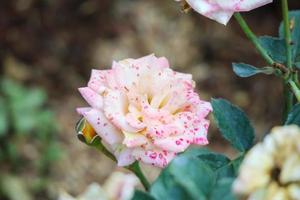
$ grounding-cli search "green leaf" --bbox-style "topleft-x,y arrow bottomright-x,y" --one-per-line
197,152 -> 235,179
232,63 -> 274,78
150,156 -> 215,200
150,170 -> 197,200
285,103 -> 300,126
258,36 -> 286,63
131,191 -> 155,200
210,178 -> 237,200
279,10 -> 300,62
295,62 -> 300,69
212,98 -> 255,152
231,154 -> 245,175
169,157 -> 216,197
150,148 -> 240,200
182,148 -> 236,178
0,97 -> 8,137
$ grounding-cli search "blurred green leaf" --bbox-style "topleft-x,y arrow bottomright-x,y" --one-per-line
0,175 -> 32,200
1,78 -> 50,135
6,143 -> 19,165
295,62 -> 300,69
1,79 -> 23,99
0,97 -> 8,137
285,103 -> 300,126
0,78 -> 61,193
212,98 -> 255,152
37,142 -> 61,172
259,36 -> 286,63
232,63 -> 274,78
279,10 -> 300,62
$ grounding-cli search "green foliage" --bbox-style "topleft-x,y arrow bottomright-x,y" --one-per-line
0,78 -> 61,199
145,148 -> 239,200
258,36 -> 286,63
285,103 -> 300,126
0,97 -> 8,137
232,10 -> 300,78
232,63 -> 274,77
132,191 -> 155,200
1,79 -> 49,135
279,10 -> 300,63
209,178 -> 236,200
211,98 -> 255,152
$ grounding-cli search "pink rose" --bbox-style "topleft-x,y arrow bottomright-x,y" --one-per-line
176,0 -> 273,25
77,54 -> 212,168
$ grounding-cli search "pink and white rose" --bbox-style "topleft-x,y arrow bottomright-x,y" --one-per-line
176,0 -> 273,25
77,54 -> 212,168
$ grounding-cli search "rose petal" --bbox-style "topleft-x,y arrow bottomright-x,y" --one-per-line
132,148 -> 175,168
88,69 -> 109,94
154,134 -> 191,152
122,131 -> 149,148
186,0 -> 233,25
78,87 -> 103,109
215,0 -> 273,12
76,107 -> 92,115
82,108 -> 123,145
115,147 -> 135,166
104,90 -> 143,133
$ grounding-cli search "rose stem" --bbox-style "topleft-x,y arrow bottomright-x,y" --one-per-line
233,12 -> 294,121
126,161 -> 151,191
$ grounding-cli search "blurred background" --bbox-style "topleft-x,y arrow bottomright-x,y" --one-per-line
0,0 -> 300,199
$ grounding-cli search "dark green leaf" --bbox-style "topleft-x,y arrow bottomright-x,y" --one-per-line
285,103 -> 300,126
150,148 -> 241,200
279,10 -> 300,62
0,97 -> 8,137
181,147 -> 211,157
259,36 -> 286,63
183,148 -> 236,178
212,98 -> 255,152
150,170 -> 197,200
210,178 -> 237,200
169,157 -> 215,197
197,152 -> 235,179
131,190 -> 155,200
295,62 -> 300,69
231,154 -> 245,176
150,156 -> 215,200
232,63 -> 274,78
